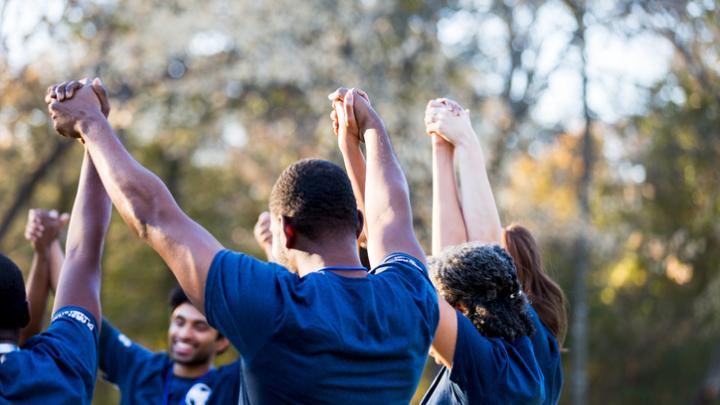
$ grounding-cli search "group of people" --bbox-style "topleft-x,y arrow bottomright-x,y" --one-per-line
0,78 -> 566,404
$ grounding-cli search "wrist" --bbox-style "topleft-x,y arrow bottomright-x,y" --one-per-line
358,116 -> 384,135
75,112 -> 109,139
454,131 -> 481,150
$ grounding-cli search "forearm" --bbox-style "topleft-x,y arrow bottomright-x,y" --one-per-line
53,153 -> 111,320
79,116 -> 176,241
432,143 -> 467,256
339,142 -> 368,242
48,240 -> 64,293
455,137 -> 502,244
20,247 -> 53,344
363,122 -> 424,266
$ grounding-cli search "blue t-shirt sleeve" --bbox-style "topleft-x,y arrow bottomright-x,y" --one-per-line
449,311 -> 500,392
0,306 -> 99,403
98,318 -> 155,386
372,252 -> 429,276
204,250 -> 287,360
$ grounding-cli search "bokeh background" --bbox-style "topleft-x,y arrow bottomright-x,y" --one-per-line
1,0 -> 718,403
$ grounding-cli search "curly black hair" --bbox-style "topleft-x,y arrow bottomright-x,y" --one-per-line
430,243 -> 534,342
269,158 -> 359,240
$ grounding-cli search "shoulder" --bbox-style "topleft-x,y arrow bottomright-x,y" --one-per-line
27,306 -> 99,358
371,252 -> 428,275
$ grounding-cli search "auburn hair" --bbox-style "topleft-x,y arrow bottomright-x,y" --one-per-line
503,224 -> 568,345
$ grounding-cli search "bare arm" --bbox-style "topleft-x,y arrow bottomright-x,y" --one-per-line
430,136 -> 467,255
52,152 -> 111,323
48,80 -> 223,311
333,88 -> 425,267
20,210 -> 68,343
331,93 -> 369,245
426,99 -> 502,244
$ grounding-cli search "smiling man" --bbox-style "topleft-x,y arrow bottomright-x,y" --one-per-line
99,286 -> 241,405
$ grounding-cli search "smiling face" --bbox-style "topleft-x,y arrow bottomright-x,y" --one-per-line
167,303 -> 227,367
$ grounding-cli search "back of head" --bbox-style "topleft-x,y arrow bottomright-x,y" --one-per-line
269,158 -> 358,241
503,224 -> 567,345
0,253 -> 30,331
430,243 -> 534,342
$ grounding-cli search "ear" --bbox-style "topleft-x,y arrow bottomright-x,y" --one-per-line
281,215 -> 296,250
356,209 -> 365,239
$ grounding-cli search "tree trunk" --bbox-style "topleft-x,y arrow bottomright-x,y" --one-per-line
566,1 -> 594,404
0,138 -> 73,246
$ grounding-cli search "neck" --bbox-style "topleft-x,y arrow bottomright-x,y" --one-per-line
0,329 -> 19,345
293,236 -> 364,278
173,361 -> 212,379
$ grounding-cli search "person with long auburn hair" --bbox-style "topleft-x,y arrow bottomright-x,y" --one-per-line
424,97 -> 566,404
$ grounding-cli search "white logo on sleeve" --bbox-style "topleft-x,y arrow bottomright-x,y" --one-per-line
185,383 -> 212,405
118,333 -> 132,348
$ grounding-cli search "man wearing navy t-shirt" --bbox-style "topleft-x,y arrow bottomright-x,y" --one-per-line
0,151 -> 111,404
99,287 -> 241,405
47,78 -> 439,404
22,210 -> 241,404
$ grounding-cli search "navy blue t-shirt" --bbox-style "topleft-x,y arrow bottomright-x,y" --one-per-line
527,305 -> 563,404
99,319 -> 240,405
421,310 -> 545,405
0,306 -> 99,405
204,250 -> 439,404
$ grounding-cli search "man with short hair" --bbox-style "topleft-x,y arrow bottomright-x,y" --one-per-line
100,287 -> 240,405
46,79 -> 438,403
0,152 -> 111,404
22,210 -> 241,405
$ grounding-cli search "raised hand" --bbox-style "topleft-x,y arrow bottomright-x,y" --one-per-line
424,98 -> 475,146
253,211 -> 273,259
24,209 -> 70,253
328,87 -> 377,147
46,78 -> 110,139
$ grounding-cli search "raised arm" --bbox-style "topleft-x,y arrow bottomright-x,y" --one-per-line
51,151 -> 111,323
330,90 -> 371,246
253,212 -> 274,261
20,209 -> 68,343
426,98 -> 502,244
46,79 -> 223,311
330,88 -> 425,267
425,100 -> 468,255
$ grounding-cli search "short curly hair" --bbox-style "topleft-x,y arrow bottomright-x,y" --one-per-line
269,159 -> 358,240
430,243 -> 534,342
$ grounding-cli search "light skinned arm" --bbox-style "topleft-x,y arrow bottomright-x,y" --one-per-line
21,210 -> 68,343
47,80 -> 223,311
430,135 -> 467,255
52,152 -> 111,323
330,88 -> 425,267
426,98 -> 502,244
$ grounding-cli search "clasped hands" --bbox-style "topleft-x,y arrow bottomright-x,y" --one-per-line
424,98 -> 475,147
45,78 -> 110,140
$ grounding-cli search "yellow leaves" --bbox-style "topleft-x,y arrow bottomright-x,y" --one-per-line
601,254 -> 647,305
665,255 -> 693,285
504,132 -> 588,224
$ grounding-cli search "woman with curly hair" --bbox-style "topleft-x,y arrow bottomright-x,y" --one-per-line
423,97 -> 566,404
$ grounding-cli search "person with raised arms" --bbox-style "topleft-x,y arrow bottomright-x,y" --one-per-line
21,210 -> 241,405
23,207 -> 288,403
46,79 -> 439,404
331,92 -> 545,404
0,151 -> 111,404
424,97 -> 562,403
